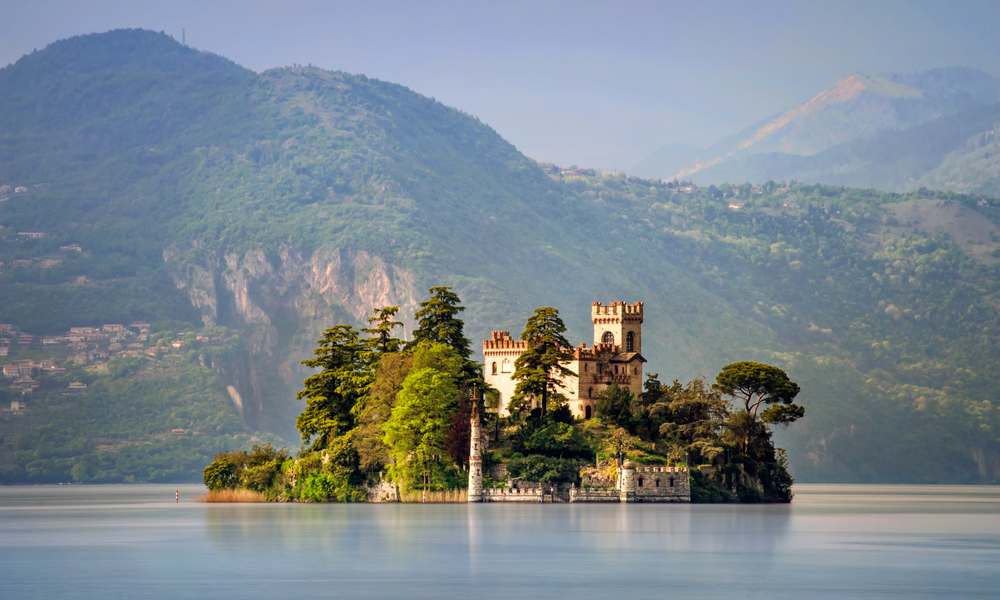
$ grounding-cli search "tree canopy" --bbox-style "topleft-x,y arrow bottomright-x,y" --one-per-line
512,307 -> 576,416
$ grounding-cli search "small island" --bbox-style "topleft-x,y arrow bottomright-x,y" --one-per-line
203,288 -> 803,503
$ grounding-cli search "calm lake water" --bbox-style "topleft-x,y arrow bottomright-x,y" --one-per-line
1,484 -> 999,599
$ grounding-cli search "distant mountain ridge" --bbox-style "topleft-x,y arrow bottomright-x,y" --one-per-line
634,67 -> 1000,192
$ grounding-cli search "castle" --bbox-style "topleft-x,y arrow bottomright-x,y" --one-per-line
483,301 -> 647,419
470,301 -> 690,503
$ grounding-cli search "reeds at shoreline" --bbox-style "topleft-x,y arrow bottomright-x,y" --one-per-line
197,488 -> 267,503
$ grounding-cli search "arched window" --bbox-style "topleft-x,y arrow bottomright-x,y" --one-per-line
491,362 -> 498,375
585,405 -> 592,419
602,332 -> 614,345
626,331 -> 635,352
501,358 -> 511,373
637,477 -> 644,487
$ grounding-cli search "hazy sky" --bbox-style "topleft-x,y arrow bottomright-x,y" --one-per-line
3,0 -> 1000,169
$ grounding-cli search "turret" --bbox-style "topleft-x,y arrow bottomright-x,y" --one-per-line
467,395 -> 484,502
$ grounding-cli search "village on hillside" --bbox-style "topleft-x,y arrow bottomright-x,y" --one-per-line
0,321 -> 230,417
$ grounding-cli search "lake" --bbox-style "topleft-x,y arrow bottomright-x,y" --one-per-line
1,484 -> 998,599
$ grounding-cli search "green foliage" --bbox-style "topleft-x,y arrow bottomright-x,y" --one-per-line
203,457 -> 237,490
595,383 -> 634,429
383,357 -> 461,492
512,308 -> 576,416
409,287 -> 472,360
295,325 -> 366,449
506,455 -> 588,483
523,422 -> 591,458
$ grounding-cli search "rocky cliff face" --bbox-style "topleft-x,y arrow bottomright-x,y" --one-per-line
165,244 -> 419,434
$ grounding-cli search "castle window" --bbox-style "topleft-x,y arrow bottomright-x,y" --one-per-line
585,405 -> 592,419
602,332 -> 614,345
669,477 -> 674,488
638,477 -> 644,487
626,331 -> 634,352
614,365 -> 618,374
501,358 -> 511,373
588,387 -> 593,398
491,362 -> 497,375
655,479 -> 660,487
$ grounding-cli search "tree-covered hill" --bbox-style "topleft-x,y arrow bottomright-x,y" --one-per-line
1,30 -> 998,484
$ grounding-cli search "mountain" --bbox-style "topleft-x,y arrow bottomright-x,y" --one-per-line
634,68 -> 1000,188
2,30 -> 1000,484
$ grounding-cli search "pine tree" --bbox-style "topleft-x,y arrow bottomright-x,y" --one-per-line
295,325 -> 366,449
409,287 -> 472,359
512,307 -> 576,416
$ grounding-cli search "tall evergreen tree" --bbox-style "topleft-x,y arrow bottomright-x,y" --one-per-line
512,307 -> 576,416
409,287 -> 472,359
295,325 -> 366,450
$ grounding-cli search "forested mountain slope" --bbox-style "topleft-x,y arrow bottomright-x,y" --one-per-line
1,30 -> 998,483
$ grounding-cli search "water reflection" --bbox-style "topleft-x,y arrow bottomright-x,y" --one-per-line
1,484 -> 998,599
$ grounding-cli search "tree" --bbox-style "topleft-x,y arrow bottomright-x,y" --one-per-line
295,325 -> 366,450
713,361 -> 803,454
595,383 -> 634,428
203,456 -> 237,490
409,287 -> 472,360
354,352 -> 413,472
382,343 -> 463,492
647,376 -> 729,462
512,307 -> 576,416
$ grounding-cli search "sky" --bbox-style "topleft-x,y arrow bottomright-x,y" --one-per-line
3,0 -> 1000,170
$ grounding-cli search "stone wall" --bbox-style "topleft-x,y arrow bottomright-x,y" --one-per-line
570,488 -> 620,502
483,487 -> 546,503
620,464 -> 690,502
364,477 -> 399,502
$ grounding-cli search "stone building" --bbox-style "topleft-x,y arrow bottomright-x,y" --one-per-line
483,301 -> 646,419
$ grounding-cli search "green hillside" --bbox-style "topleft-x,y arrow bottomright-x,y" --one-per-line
1,30 -> 999,484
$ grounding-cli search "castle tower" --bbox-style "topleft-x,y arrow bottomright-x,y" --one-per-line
618,460 -> 636,503
592,302 -> 643,353
467,397 -> 484,502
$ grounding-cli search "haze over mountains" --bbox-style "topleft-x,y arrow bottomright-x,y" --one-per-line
633,67 -> 1000,197
1,30 -> 999,485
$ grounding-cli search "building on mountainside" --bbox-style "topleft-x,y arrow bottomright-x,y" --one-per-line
483,302 -> 646,420
63,382 -> 87,394
14,187 -> 27,193
103,324 -> 124,333
752,185 -> 764,194
60,244 -> 82,252
728,203 -> 744,210
3,365 -> 19,378
17,232 -> 43,238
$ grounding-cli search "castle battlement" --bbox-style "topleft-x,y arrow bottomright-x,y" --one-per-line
484,331 -> 528,352
572,343 -> 620,359
592,301 -> 643,323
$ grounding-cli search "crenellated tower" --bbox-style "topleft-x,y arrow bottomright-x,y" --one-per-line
592,301 -> 643,353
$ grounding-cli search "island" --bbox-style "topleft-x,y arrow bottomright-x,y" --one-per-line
203,288 -> 804,503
